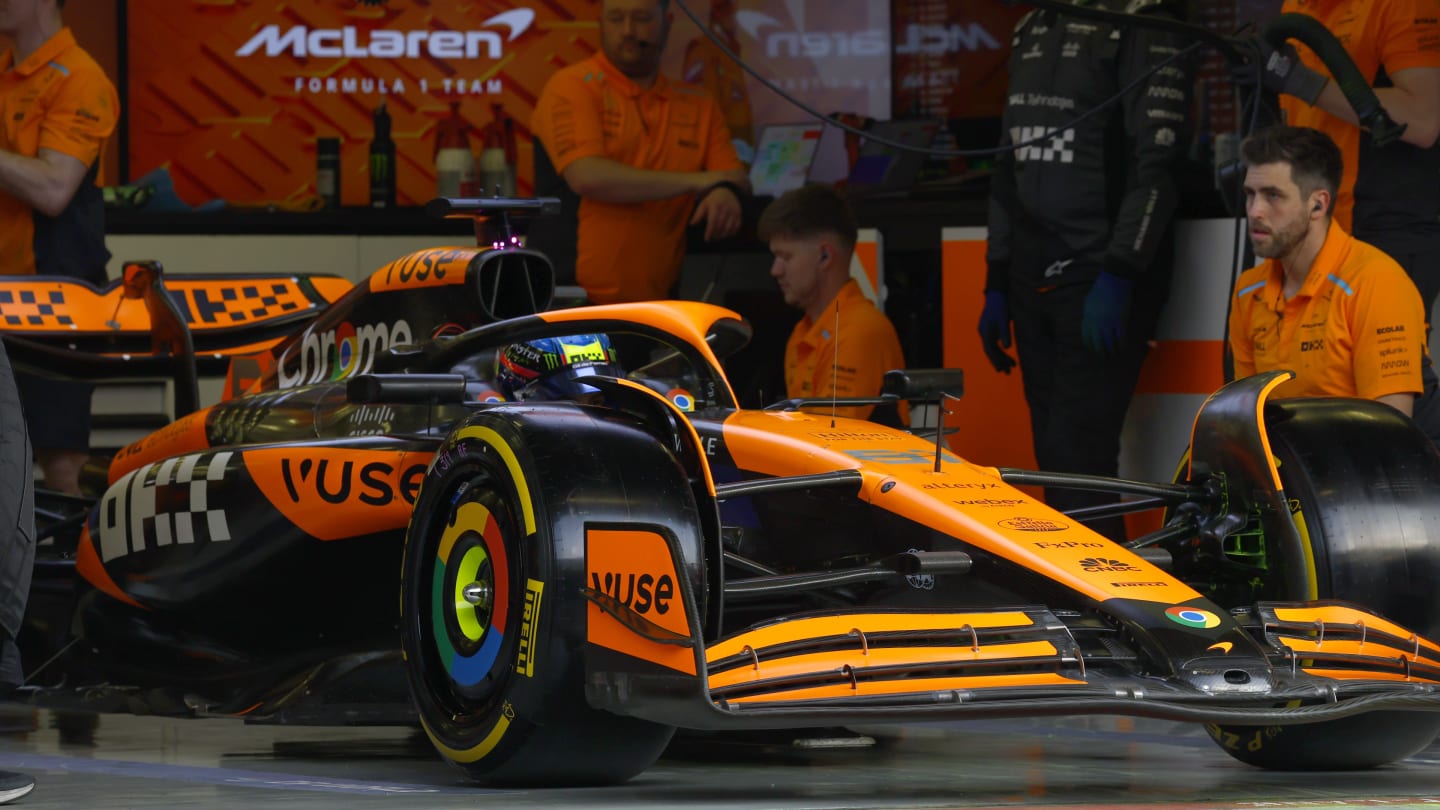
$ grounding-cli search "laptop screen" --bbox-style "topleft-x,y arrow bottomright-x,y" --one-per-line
847,119 -> 942,190
748,123 -> 825,198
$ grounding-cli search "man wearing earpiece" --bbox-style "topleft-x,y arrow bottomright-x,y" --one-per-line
978,0 -> 1196,540
759,184 -> 906,426
1229,126 -> 1440,443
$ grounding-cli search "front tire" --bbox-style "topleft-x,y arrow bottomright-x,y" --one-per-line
402,406 -> 685,786
1207,398 -> 1440,770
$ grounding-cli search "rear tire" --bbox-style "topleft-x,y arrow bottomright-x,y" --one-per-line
402,405 -> 694,786
1206,398 -> 1440,770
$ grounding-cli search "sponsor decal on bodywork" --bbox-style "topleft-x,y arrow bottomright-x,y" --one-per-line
98,451 -> 235,562
999,516 -> 1069,532
1165,606 -> 1222,629
846,448 -> 964,465
245,448 -> 430,540
585,528 -> 694,674
1078,557 -> 1141,573
277,318 -> 413,388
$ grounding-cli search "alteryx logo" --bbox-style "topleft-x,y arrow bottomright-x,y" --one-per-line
236,9 -> 536,60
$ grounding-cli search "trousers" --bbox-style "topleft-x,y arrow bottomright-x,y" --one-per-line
1010,280 -> 1149,541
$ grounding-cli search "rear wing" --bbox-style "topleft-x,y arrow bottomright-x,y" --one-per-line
1,263 -> 351,416
0,267 -> 350,364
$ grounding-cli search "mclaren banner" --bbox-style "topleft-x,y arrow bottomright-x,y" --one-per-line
124,0 -> 896,208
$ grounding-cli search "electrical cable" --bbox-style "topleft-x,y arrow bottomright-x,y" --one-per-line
670,0 -> 1203,159
1217,68 -> 1269,382
672,1 -> 1400,161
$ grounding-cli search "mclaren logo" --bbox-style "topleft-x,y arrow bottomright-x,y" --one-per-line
736,12 -> 999,58
237,10 -> 536,60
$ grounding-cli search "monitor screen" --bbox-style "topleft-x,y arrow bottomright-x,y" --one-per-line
749,123 -> 824,198
848,119 -> 941,189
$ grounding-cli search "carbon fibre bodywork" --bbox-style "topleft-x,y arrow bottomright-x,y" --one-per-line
6,204 -> 1440,782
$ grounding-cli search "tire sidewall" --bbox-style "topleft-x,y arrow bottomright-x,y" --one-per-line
402,422 -> 575,776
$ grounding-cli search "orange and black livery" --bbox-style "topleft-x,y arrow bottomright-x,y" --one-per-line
7,197 -> 1440,788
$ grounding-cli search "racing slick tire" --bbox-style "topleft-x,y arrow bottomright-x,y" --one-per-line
1206,397 -> 1440,771
402,404 -> 700,786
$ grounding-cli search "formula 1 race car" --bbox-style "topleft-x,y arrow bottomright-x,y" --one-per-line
5,198 -> 1440,787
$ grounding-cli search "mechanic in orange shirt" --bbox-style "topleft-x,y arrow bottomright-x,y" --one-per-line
0,0 -> 117,499
759,184 -> 907,426
1228,126 -> 1440,443
530,0 -> 749,305
1256,0 -> 1440,329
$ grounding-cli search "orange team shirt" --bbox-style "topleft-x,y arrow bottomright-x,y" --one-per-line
0,28 -> 118,275
785,279 -> 908,422
1280,0 -> 1440,231
1228,219 -> 1428,401
531,52 -> 743,304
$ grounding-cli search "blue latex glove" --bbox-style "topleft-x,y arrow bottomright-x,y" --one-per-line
1081,272 -> 1134,355
977,291 -> 1016,374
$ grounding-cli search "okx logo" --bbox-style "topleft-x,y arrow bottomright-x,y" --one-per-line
1011,125 -> 1076,164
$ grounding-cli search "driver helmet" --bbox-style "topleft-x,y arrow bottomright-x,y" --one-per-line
494,334 -> 621,401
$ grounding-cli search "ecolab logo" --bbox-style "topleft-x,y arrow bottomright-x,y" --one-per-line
236,9 -> 535,60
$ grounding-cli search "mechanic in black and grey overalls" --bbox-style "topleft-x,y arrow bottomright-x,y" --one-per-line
977,0 -> 1196,540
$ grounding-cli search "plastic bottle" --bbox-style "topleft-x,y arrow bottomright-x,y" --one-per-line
477,103 -> 516,197
369,102 -> 396,208
316,137 -> 340,208
433,102 -> 475,199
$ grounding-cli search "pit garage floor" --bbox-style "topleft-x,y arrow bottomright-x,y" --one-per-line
3,707 -> 1440,809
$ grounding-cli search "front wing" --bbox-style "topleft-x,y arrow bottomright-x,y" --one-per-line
582,597 -> 1440,731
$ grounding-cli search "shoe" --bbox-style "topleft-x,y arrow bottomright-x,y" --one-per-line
0,771 -> 34,804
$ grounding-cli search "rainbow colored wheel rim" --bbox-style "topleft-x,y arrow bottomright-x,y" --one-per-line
431,500 -> 511,687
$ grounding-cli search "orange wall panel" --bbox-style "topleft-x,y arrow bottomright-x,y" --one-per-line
940,230 -> 1037,471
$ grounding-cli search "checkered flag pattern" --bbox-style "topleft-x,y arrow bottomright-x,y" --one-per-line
100,451 -> 235,562
1011,126 -> 1076,164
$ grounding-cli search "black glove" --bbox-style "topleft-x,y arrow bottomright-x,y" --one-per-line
977,291 -> 1017,374
1256,39 -> 1328,105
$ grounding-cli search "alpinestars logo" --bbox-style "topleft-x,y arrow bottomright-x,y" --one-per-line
237,9 -> 536,60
